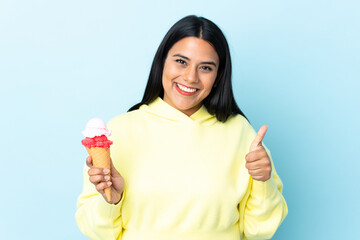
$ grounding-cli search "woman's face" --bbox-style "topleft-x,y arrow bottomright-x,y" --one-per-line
162,37 -> 219,117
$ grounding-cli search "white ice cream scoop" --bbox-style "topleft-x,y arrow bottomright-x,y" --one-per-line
82,118 -> 112,138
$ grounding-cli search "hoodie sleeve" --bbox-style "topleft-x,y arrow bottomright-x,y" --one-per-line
75,164 -> 125,240
238,146 -> 288,240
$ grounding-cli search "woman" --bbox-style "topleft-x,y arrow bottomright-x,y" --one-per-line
76,15 -> 287,240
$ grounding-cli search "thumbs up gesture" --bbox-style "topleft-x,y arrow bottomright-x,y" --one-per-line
245,125 -> 272,182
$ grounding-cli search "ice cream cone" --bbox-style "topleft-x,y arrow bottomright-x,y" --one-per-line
86,147 -> 111,202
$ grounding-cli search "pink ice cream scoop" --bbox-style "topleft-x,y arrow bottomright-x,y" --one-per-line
82,118 -> 112,138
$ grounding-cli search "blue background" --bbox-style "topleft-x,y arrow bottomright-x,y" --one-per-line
1,0 -> 359,239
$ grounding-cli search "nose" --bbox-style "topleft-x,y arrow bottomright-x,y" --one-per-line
183,65 -> 198,83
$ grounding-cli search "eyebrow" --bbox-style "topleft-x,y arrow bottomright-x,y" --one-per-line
172,54 -> 217,67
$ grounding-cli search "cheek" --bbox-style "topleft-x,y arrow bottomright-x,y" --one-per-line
203,76 -> 217,93
163,63 -> 180,81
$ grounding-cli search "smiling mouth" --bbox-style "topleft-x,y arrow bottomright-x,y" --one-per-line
175,83 -> 198,93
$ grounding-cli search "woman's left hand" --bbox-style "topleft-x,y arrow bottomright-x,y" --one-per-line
245,125 -> 272,182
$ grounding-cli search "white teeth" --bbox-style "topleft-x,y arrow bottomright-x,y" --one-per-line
176,83 -> 197,93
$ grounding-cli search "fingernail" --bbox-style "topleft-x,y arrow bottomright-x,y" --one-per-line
103,169 -> 110,174
107,181 -> 112,186
104,176 -> 110,181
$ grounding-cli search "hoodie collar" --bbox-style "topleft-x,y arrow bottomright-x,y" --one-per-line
139,97 -> 217,124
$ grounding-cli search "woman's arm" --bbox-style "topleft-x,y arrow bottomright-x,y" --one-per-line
75,164 -> 125,240
239,147 -> 288,240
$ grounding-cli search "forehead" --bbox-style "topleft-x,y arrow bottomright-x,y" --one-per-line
168,37 -> 219,63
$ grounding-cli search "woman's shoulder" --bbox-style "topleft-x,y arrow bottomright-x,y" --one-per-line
225,113 -> 257,138
107,109 -> 143,130
226,113 -> 251,127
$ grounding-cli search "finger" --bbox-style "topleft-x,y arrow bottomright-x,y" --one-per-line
245,161 -> 262,170
88,167 -> 110,176
251,175 -> 265,181
248,168 -> 263,176
86,156 -> 93,168
110,158 -> 120,177
250,125 -> 268,151
89,175 -> 110,185
246,157 -> 270,169
96,181 -> 112,193
245,148 -> 268,162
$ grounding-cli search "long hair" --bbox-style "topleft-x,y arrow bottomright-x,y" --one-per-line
128,15 -> 248,122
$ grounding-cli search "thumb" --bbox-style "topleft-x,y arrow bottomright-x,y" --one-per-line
250,125 -> 268,151
110,158 -> 120,177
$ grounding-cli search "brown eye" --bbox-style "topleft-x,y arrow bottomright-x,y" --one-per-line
176,59 -> 186,65
201,66 -> 212,71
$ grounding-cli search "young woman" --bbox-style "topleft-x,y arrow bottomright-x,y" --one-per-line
76,15 -> 287,240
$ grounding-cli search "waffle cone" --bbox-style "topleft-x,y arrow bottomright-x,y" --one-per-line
86,147 -> 111,202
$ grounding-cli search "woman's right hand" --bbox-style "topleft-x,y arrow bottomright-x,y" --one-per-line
86,156 -> 125,205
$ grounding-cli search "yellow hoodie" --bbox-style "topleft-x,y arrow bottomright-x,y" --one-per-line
75,97 -> 287,240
